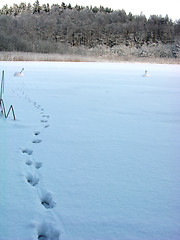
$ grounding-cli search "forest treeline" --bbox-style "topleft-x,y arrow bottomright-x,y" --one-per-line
0,1 -> 180,58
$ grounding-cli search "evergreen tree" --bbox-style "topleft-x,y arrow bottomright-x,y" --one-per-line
33,0 -> 41,14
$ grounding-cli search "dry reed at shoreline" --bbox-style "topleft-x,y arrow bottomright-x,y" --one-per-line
0,51 -> 179,64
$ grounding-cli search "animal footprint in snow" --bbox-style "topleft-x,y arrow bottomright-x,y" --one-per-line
34,131 -> 40,136
25,160 -> 33,166
38,222 -> 60,240
26,173 -> 39,186
41,120 -> 48,123
22,149 -> 33,155
44,125 -> 49,128
42,115 -> 49,118
35,162 -> 43,169
32,139 -> 42,144
40,192 -> 55,209
38,234 -> 47,240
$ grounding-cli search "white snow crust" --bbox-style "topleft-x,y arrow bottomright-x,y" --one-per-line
0,62 -> 180,240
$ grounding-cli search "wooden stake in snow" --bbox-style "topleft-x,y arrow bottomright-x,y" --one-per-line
14,68 -> 24,77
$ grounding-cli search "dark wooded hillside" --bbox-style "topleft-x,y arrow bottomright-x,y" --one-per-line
0,1 -> 180,58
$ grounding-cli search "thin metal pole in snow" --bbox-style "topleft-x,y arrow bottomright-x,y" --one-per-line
0,70 -> 4,101
0,99 -> 16,120
0,71 -> 4,111
2,70 -> 4,94
6,105 -> 16,120
0,71 -> 16,120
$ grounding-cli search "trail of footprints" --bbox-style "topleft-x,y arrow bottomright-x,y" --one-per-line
21,95 -> 61,240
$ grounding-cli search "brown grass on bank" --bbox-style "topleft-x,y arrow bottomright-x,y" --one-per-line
0,51 -> 180,64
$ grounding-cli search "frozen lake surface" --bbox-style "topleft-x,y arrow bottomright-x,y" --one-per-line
0,62 -> 180,240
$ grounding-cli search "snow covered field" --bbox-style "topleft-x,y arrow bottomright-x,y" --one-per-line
0,61 -> 180,240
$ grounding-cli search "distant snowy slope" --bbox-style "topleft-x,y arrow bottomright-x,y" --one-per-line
0,62 -> 180,240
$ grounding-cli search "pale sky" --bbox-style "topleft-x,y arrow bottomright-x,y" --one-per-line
0,0 -> 179,21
